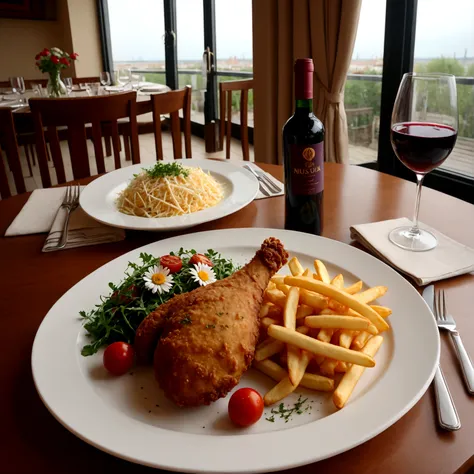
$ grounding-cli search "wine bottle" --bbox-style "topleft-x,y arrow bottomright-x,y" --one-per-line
283,58 -> 325,235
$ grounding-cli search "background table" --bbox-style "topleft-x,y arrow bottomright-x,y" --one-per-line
1,163 -> 473,474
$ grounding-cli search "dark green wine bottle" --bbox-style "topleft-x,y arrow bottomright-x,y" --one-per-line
283,58 -> 325,235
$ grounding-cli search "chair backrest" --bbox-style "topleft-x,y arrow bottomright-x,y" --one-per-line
219,79 -> 253,161
150,86 -> 192,160
0,108 -> 26,198
29,91 -> 140,187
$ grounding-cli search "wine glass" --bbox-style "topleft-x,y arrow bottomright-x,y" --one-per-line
117,68 -> 131,88
10,76 -> 25,103
63,77 -> 73,95
100,71 -> 111,87
390,73 -> 458,251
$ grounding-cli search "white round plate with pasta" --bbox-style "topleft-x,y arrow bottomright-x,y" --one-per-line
79,159 -> 259,231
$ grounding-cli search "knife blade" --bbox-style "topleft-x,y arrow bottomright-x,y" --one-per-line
422,285 -> 461,431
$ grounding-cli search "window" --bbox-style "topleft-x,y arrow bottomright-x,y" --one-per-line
414,0 -> 474,178
107,0 -> 166,85
346,0 -> 386,165
215,0 -> 253,127
176,0 -> 205,124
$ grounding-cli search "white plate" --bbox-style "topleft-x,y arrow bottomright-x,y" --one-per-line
32,229 -> 439,473
79,159 -> 259,231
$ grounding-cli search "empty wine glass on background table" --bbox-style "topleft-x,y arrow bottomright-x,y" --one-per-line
100,71 -> 111,87
9,76 -> 25,103
117,68 -> 131,88
389,72 -> 458,251
64,77 -> 73,95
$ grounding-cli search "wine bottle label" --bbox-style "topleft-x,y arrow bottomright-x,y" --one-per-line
289,142 -> 324,195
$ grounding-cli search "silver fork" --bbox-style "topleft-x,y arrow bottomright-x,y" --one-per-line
248,164 -> 283,194
243,165 -> 272,197
435,289 -> 474,394
57,185 -> 81,249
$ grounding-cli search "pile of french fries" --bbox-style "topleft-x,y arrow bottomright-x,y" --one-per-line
254,256 -> 392,409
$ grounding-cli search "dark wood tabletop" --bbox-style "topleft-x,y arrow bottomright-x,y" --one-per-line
1,163 -> 474,474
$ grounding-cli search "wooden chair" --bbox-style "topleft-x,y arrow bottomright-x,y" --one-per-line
150,86 -> 192,160
0,108 -> 26,198
29,91 -> 139,188
219,79 -> 253,161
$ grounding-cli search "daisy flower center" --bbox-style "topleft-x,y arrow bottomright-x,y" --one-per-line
151,273 -> 166,285
198,270 -> 209,281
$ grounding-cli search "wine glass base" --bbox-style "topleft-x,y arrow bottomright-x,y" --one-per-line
389,226 -> 437,252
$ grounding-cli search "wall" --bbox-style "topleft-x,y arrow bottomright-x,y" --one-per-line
66,0 -> 102,77
0,0 -> 102,81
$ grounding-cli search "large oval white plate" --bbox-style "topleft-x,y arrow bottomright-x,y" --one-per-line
32,229 -> 439,473
79,159 -> 259,231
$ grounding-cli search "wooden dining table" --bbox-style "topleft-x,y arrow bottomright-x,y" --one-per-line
1,163 -> 473,474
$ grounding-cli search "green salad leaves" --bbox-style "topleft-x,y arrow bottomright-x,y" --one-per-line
80,248 -> 238,356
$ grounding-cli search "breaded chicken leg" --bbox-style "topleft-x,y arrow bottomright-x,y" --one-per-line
134,237 -> 288,407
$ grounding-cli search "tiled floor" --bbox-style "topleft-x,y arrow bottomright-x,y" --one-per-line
3,132 -> 255,195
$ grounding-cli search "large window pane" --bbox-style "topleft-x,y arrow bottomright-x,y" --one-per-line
176,0 -> 205,124
414,0 -> 474,178
215,0 -> 253,127
346,0 -> 385,165
107,0 -> 166,85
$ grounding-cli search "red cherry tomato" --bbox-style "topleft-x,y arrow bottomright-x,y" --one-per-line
103,342 -> 135,376
228,388 -> 264,427
111,284 -> 139,305
160,255 -> 183,273
189,254 -> 213,267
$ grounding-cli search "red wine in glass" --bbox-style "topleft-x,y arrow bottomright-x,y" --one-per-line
391,122 -> 457,174
389,72 -> 458,252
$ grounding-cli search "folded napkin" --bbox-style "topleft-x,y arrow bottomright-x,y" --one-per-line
350,217 -> 474,286
4,188 -> 125,251
238,163 -> 285,200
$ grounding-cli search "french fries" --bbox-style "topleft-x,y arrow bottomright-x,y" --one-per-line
333,336 -> 384,408
254,359 -> 334,391
344,280 -> 363,294
314,259 -> 331,284
284,276 -> 389,332
288,257 -> 304,276
305,315 -> 371,331
353,286 -> 388,304
258,255 -> 391,411
268,325 -> 375,367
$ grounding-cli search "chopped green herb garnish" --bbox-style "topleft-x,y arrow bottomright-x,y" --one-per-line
180,315 -> 192,325
216,312 -> 224,316
269,396 -> 310,423
206,324 -> 216,329
265,415 -> 275,422
144,162 -> 190,179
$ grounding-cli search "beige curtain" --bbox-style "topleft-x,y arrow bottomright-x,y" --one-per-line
252,0 -> 362,164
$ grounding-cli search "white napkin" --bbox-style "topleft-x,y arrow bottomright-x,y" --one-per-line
238,163 -> 284,200
4,188 -> 125,251
42,206 -> 125,252
350,217 -> 474,286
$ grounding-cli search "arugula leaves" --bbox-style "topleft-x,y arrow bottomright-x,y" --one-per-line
80,249 -> 238,356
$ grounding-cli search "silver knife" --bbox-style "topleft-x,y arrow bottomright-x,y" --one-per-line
423,285 -> 461,431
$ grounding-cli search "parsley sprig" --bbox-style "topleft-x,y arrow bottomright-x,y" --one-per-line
80,248 -> 238,356
144,162 -> 190,179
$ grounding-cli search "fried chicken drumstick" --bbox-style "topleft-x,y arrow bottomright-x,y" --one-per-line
134,237 -> 288,407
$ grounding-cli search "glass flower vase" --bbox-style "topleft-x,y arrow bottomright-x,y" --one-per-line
47,70 -> 67,98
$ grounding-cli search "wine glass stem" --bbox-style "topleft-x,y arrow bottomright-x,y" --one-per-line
412,173 -> 425,233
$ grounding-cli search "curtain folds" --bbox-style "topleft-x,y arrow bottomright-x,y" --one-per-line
252,0 -> 362,164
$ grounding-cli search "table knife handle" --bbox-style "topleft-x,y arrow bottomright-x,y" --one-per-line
433,365 -> 461,431
451,332 -> 474,395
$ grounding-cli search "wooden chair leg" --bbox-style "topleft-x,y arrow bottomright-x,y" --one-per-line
104,134 -> 112,157
123,134 -> 131,161
24,145 -> 33,177
29,144 -> 36,166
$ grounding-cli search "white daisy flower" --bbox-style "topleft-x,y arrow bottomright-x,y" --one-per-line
143,265 -> 173,294
190,263 -> 216,287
